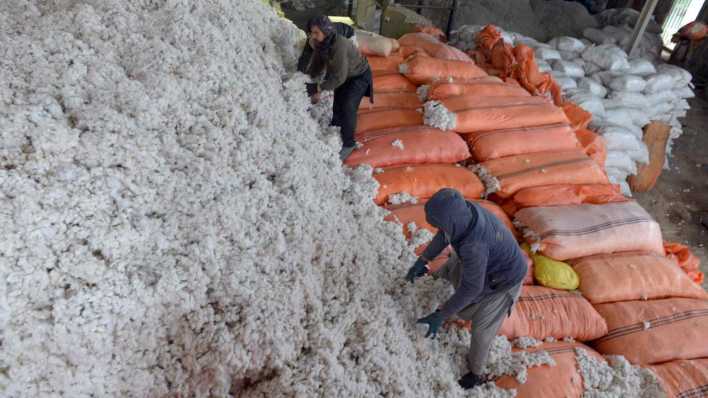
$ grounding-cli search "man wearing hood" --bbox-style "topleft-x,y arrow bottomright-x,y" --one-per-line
406,188 -> 527,390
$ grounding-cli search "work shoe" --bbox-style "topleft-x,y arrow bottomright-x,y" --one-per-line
339,145 -> 356,161
458,371 -> 483,390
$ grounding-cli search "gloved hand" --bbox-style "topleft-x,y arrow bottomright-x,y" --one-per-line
405,258 -> 429,283
417,311 -> 444,339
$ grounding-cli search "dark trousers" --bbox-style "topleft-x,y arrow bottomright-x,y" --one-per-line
332,68 -> 372,148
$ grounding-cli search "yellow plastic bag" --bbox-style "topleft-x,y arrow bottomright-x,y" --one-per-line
522,244 -> 579,290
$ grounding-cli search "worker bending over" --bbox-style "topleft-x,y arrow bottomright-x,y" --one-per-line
406,188 -> 527,390
298,16 -> 372,160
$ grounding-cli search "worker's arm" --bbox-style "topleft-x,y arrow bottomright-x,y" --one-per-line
319,42 -> 349,91
419,231 -> 447,265
297,39 -> 314,74
437,241 -> 489,319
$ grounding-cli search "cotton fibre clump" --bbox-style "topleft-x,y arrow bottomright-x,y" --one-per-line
0,1 -> 516,397
424,101 -> 458,131
388,192 -> 419,205
575,349 -> 666,398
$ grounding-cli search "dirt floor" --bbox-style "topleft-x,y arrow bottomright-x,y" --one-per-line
635,91 -> 708,289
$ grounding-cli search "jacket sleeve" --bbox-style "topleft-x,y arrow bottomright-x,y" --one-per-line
420,231 -> 447,263
438,241 -> 489,319
320,43 -> 349,91
297,41 -> 314,74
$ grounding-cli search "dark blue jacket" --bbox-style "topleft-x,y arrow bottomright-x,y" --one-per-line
420,189 -> 527,319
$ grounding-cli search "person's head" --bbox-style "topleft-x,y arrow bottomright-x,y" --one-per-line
424,188 -> 473,242
306,15 -> 335,44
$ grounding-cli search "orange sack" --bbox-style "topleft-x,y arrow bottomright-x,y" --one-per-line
373,164 -> 484,205
465,123 -> 580,162
514,201 -> 664,260
499,285 -> 608,341
427,81 -> 530,100
475,150 -> 609,199
512,44 -> 562,105
442,103 -> 570,133
367,55 -> 405,73
398,32 -> 471,62
562,102 -> 593,131
384,200 -> 518,239
648,358 -> 708,398
345,128 -> 470,168
356,108 -> 422,135
665,241 -> 704,285
569,251 -> 707,304
500,184 -> 626,216
399,53 -> 486,85
575,128 -> 607,168
373,73 -> 417,93
593,298 -> 708,365
496,342 -> 605,398
359,92 -> 422,112
435,95 -> 550,112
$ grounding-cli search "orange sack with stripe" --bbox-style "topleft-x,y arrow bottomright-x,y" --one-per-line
373,164 -> 484,205
500,184 -> 626,216
359,91 -> 422,112
373,73 -> 417,93
499,285 -> 608,341
514,201 -> 664,260
426,81 -> 530,100
575,128 -> 607,168
474,150 -> 609,199
367,55 -> 405,73
465,123 -> 580,162
593,298 -> 708,365
399,53 -> 486,85
496,342 -> 606,398
433,103 -> 570,133
648,358 -> 708,398
398,32 -> 471,62
569,251 -> 707,304
345,128 -> 470,168
356,108 -> 423,134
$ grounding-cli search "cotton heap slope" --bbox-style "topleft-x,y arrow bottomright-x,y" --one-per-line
0,1 -> 481,397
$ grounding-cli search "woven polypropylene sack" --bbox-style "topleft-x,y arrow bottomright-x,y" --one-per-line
570,251 -> 707,304
465,123 -> 580,162
515,201 -> 663,260
475,150 -> 609,199
345,128 -> 469,168
648,358 -> 708,398
497,342 -> 605,398
373,164 -> 484,205
593,298 -> 708,365
356,108 -> 423,134
499,285 -> 608,341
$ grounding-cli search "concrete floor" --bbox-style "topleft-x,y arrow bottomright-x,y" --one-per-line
635,91 -> 708,289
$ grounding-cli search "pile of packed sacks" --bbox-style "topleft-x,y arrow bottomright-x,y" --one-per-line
350,27 -> 708,397
450,23 -> 694,196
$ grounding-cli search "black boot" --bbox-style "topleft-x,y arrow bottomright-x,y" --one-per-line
458,371 -> 483,390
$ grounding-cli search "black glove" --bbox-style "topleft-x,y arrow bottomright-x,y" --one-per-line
405,258 -> 429,283
417,310 -> 444,339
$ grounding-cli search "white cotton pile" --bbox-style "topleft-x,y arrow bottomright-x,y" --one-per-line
574,349 -> 665,398
0,1 -> 528,397
424,101 -> 457,131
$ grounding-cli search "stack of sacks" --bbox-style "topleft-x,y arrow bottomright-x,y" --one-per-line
513,202 -> 708,378
542,37 -> 695,195
592,7 -> 663,61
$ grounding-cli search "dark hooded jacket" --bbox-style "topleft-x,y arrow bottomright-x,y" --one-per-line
421,189 -> 527,319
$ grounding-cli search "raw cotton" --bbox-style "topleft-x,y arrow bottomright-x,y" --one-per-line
575,349 -> 665,398
388,192 -> 419,206
0,1 -> 496,397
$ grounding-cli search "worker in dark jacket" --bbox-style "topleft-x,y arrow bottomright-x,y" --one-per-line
298,16 -> 372,160
405,188 -> 527,390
